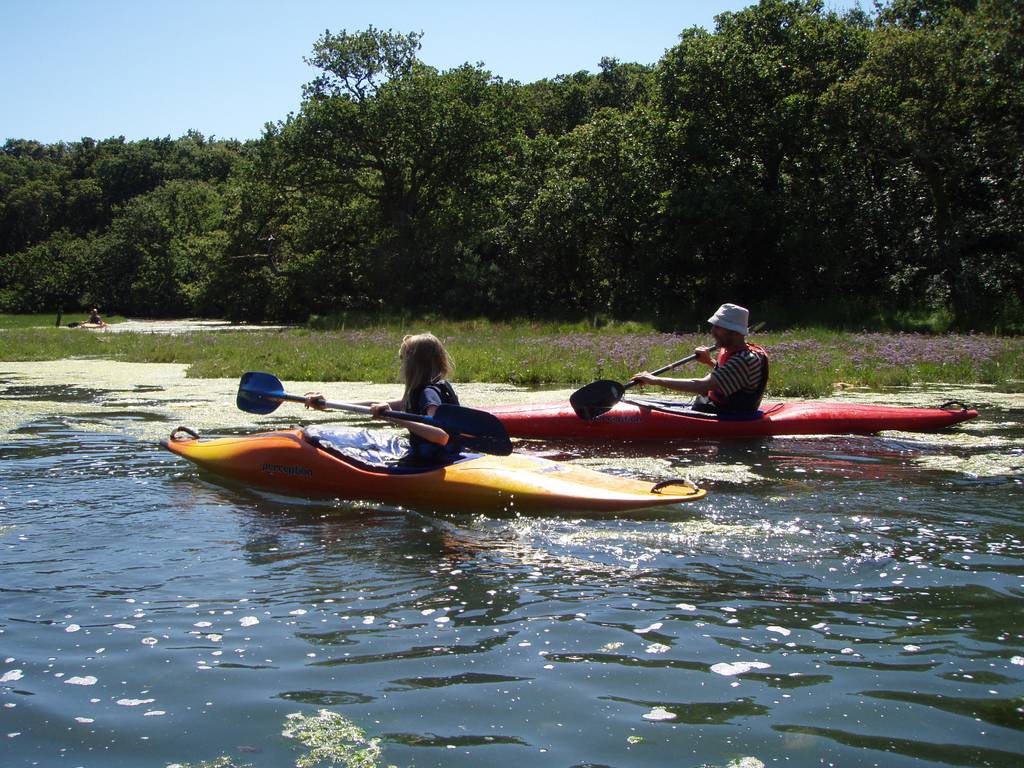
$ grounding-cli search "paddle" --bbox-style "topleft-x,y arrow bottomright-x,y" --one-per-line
569,322 -> 765,420
236,371 -> 513,456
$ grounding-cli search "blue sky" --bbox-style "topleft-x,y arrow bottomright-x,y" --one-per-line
2,0 -> 861,144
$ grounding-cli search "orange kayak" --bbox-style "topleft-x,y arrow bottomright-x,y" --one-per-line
161,426 -> 705,513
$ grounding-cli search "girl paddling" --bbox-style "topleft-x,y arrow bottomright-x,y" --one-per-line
304,333 -> 460,464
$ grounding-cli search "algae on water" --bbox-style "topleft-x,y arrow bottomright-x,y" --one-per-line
282,709 -> 388,768
169,710 -> 392,768
3,359 -> 1020,481
168,757 -> 252,768
0,360 -> 564,445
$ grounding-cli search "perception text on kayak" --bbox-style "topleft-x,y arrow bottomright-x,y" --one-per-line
261,463 -> 314,477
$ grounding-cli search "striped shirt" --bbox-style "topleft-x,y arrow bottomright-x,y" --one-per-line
711,348 -> 765,398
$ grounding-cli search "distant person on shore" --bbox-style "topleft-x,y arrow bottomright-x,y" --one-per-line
303,332 -> 460,464
85,307 -> 108,327
630,303 -> 769,414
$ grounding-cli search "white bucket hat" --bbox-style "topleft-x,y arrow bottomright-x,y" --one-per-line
707,303 -> 749,335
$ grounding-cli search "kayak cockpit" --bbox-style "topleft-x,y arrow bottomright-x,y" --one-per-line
303,426 -> 482,475
623,397 -> 784,421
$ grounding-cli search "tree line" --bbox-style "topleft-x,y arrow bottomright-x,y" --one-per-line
1,0 -> 1021,330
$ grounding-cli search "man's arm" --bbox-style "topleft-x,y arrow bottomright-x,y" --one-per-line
629,371 -> 716,395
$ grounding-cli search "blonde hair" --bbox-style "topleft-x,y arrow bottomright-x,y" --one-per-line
399,333 -> 454,410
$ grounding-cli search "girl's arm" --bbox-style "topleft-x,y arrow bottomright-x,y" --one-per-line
370,402 -> 449,445
401,418 -> 449,446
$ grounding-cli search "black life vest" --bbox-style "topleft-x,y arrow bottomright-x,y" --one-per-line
406,379 -> 459,414
405,379 -> 460,463
708,344 -> 770,414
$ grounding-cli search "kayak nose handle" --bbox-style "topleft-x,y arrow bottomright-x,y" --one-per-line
937,400 -> 971,411
651,478 -> 699,495
170,426 -> 200,441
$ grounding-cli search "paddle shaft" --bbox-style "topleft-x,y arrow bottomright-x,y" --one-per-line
624,321 -> 766,389
622,346 -> 719,391
270,391 -> 435,427
236,370 -> 513,455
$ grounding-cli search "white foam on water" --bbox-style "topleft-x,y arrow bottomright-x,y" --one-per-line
710,661 -> 771,676
64,676 -> 97,686
634,622 -> 663,634
642,707 -> 676,721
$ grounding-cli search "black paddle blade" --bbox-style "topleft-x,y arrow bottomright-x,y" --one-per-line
432,404 -> 513,456
237,371 -> 286,415
569,379 -> 626,420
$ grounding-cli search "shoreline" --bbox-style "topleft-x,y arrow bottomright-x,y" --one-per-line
3,359 -> 1020,478
2,324 -> 1022,398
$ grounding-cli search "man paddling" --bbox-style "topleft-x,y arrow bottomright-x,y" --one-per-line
629,303 -> 769,415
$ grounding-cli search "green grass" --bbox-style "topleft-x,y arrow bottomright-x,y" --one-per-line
1,318 -> 1022,397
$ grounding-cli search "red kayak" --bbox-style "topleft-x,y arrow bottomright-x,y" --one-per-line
487,397 -> 978,440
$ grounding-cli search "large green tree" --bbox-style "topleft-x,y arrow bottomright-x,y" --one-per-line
658,0 -> 870,309
831,0 -> 1024,326
263,27 -> 525,313
1,6 -> 1021,329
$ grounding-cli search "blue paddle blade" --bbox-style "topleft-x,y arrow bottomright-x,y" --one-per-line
237,371 -> 286,415
432,404 -> 513,456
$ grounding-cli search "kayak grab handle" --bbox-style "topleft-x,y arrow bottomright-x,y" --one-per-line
170,426 -> 200,441
938,400 -> 972,411
651,478 -> 699,495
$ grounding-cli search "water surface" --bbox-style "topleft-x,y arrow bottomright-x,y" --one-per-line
1,362 -> 1022,767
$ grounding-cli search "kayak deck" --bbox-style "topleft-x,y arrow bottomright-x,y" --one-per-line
161,427 -> 705,513
487,398 -> 979,440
